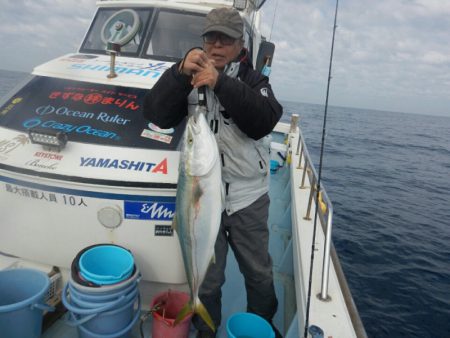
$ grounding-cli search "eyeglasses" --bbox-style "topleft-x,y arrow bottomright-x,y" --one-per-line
203,32 -> 240,46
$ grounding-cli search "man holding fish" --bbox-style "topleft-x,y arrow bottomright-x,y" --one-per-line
143,7 -> 283,338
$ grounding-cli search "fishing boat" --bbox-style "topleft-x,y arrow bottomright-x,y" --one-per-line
0,0 -> 367,337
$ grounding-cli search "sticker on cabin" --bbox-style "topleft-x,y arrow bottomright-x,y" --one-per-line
124,201 -> 175,220
154,225 -> 174,237
24,151 -> 64,171
141,129 -> 173,144
0,134 -> 29,160
0,97 -> 23,117
3,183 -> 87,207
23,118 -> 120,141
69,60 -> 171,79
79,157 -> 168,174
0,76 -> 186,150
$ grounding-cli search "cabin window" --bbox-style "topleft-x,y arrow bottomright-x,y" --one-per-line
145,10 -> 205,61
79,7 -> 254,63
80,8 -> 152,56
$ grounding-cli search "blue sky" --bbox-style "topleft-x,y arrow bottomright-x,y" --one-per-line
1,0 -> 449,116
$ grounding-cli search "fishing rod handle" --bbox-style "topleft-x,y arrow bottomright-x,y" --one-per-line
198,86 -> 207,106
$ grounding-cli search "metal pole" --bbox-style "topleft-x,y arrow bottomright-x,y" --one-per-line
290,113 -> 299,134
300,162 -> 308,188
320,206 -> 333,299
304,184 -> 315,220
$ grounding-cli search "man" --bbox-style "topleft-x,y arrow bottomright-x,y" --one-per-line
143,7 -> 283,338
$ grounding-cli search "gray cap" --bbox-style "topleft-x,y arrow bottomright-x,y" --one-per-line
202,7 -> 244,39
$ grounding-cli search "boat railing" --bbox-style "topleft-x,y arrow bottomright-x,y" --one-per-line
294,124 -> 334,299
293,116 -> 368,337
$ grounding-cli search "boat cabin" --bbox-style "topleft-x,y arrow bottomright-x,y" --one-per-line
0,0 -> 275,315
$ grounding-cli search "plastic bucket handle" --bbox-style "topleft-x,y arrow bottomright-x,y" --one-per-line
76,294 -> 141,338
67,287 -> 137,310
68,280 -> 137,302
64,292 -> 138,327
62,283 -> 135,316
65,311 -> 98,327
69,270 -> 141,295
31,303 -> 55,312
68,283 -> 138,309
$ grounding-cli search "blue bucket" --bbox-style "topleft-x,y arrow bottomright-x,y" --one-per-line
79,245 -> 134,285
62,267 -> 141,338
0,268 -> 54,338
226,312 -> 275,338
65,285 -> 140,338
76,299 -> 140,338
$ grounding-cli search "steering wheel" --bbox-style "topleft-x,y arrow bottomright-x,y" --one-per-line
101,9 -> 140,46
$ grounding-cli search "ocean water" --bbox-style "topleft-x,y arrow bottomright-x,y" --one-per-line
0,69 -> 29,100
281,102 -> 450,338
1,69 -> 449,337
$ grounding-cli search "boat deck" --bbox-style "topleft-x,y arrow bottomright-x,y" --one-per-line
42,135 -> 297,338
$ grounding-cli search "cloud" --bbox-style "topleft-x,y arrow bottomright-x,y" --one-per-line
1,0 -> 449,116
422,51 -> 449,65
0,0 -> 96,72
260,0 -> 450,115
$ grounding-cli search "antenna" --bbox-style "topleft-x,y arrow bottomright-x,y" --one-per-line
303,0 -> 339,337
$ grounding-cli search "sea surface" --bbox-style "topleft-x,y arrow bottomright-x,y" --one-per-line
1,69 -> 450,337
280,101 -> 450,338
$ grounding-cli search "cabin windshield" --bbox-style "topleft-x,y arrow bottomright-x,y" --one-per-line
145,10 -> 205,61
80,7 -> 253,62
80,7 -> 205,61
80,8 -> 153,55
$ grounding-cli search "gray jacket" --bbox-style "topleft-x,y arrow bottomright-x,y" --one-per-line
188,83 -> 272,215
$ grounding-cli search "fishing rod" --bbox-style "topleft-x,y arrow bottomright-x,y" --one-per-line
303,0 -> 339,337
268,0 -> 279,41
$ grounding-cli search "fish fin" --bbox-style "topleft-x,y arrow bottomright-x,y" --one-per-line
173,298 -> 216,332
174,300 -> 193,326
195,299 -> 216,332
210,254 -> 216,265
171,215 -> 177,231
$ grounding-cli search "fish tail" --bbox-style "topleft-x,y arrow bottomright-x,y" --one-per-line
173,298 -> 216,332
195,298 -> 216,332
174,300 -> 193,327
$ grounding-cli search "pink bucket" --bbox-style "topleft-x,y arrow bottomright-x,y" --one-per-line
151,290 -> 193,338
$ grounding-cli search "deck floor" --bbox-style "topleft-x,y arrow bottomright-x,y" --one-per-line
43,151 -> 292,338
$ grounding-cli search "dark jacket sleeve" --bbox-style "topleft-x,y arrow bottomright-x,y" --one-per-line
142,63 -> 193,129
213,66 -> 283,140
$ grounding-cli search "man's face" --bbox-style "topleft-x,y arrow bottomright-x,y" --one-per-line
203,32 -> 243,70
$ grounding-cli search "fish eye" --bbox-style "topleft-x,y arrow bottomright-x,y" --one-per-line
188,137 -> 194,145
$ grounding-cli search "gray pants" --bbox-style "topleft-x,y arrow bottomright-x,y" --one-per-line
193,193 -> 278,331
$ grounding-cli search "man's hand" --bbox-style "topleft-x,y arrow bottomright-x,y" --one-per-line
179,49 -> 209,76
179,49 -> 219,89
191,61 -> 219,89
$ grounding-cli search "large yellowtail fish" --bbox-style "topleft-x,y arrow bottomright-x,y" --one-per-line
173,94 -> 222,332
